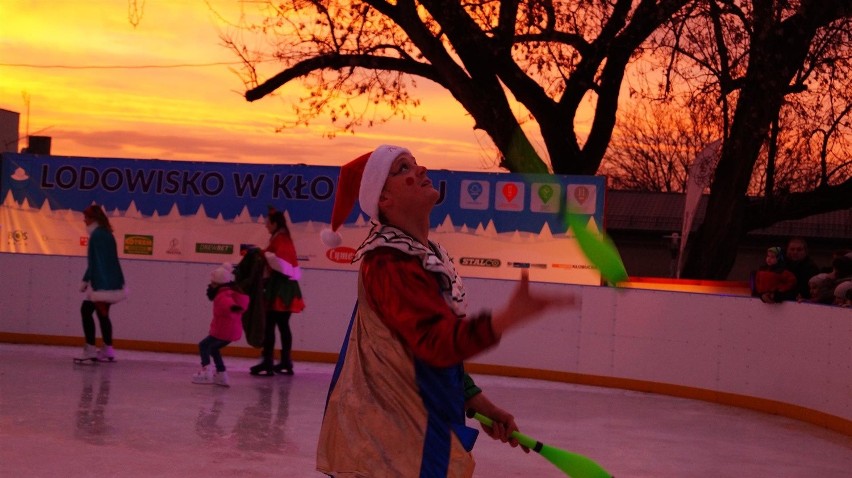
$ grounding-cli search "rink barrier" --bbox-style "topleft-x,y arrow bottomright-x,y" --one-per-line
1,253 -> 850,437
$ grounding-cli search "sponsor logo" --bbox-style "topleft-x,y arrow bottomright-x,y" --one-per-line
41,234 -> 76,245
508,262 -> 547,269
8,229 -> 28,244
124,235 -> 154,255
195,242 -> 234,255
551,263 -> 595,270
326,247 -> 356,264
459,257 -> 501,268
166,238 -> 181,255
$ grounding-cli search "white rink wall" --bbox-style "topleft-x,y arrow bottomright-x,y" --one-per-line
1,253 -> 850,430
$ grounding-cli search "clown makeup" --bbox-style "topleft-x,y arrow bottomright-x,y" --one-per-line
381,154 -> 438,210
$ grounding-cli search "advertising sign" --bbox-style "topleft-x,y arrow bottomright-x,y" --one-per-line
1,153 -> 606,284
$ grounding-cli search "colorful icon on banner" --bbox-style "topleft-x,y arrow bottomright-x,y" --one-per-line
538,184 -> 553,203
530,183 -> 560,213
495,181 -> 524,211
573,186 -> 589,204
468,182 -> 483,201
460,180 -> 489,210
566,184 -> 597,214
502,183 -> 518,202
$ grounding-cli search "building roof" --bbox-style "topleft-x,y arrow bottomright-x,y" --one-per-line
605,190 -> 852,239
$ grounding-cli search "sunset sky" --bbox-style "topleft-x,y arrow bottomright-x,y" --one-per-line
0,0 -> 563,171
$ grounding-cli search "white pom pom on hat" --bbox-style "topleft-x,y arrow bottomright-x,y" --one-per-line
320,144 -> 411,247
210,263 -> 234,284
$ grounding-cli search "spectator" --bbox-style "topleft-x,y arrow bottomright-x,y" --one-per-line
784,237 -> 821,300
751,246 -> 797,303
832,254 -> 852,306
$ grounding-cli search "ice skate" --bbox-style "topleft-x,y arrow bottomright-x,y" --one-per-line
96,345 -> 116,362
213,371 -> 230,388
73,344 -> 99,364
274,361 -> 294,375
191,366 -> 214,385
249,359 -> 275,377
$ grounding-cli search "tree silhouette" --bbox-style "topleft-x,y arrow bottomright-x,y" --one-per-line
226,1 -> 852,278
647,0 -> 852,278
225,0 -> 689,175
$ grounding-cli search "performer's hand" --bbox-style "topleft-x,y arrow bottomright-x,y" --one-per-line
466,393 -> 529,453
491,270 -> 579,336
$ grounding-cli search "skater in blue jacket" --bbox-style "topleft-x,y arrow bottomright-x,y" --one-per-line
77,204 -> 126,363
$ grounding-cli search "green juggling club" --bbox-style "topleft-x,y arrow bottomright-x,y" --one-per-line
467,410 -> 613,478
564,208 -> 628,285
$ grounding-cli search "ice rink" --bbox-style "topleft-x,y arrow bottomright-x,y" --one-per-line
1,343 -> 850,477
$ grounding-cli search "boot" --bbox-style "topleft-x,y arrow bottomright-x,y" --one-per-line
97,345 -> 116,362
192,366 -> 214,384
213,371 -> 230,387
77,344 -> 98,361
249,359 -> 275,377
273,361 -> 294,375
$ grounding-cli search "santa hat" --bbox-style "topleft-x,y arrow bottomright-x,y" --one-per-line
320,144 -> 411,247
210,263 -> 234,284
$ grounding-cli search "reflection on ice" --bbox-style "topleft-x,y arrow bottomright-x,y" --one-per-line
75,364 -> 114,445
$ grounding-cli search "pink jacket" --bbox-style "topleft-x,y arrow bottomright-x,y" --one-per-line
209,286 -> 250,342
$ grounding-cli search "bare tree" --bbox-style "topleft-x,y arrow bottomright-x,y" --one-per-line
225,0 -> 691,175
601,102 -> 689,192
225,1 -> 852,279
645,0 -> 852,278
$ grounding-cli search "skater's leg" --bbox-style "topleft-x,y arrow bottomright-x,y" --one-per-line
250,313 -> 277,375
94,302 -> 113,346
198,336 -> 215,367
209,338 -> 230,373
273,311 -> 293,372
81,301 -> 97,346
261,311 -> 278,362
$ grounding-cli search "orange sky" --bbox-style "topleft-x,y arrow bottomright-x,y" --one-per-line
0,1 -> 565,171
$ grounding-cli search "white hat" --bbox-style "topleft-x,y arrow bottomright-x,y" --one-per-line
210,263 -> 234,284
320,144 -> 411,247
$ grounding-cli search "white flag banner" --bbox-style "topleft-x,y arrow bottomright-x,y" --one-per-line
677,139 -> 722,277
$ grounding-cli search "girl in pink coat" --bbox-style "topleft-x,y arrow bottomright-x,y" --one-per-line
192,264 -> 250,387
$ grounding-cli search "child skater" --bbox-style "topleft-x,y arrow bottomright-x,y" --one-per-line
192,263 -> 249,387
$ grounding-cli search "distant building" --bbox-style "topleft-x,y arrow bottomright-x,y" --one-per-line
0,109 -> 20,154
606,190 -> 851,280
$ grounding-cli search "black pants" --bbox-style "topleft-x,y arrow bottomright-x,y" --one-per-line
262,310 -> 292,367
198,336 -> 231,372
81,300 -> 112,346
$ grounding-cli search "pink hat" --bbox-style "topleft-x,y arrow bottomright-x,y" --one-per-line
320,145 -> 411,247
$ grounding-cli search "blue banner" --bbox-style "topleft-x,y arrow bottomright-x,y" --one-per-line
1,153 -> 606,284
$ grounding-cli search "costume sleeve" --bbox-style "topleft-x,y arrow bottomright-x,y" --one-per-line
463,373 -> 482,400
362,249 -> 498,367
265,234 -> 301,279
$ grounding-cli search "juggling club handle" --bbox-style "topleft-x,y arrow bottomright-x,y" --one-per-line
465,409 -> 543,452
